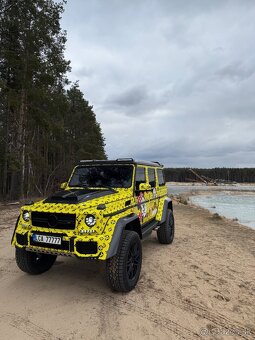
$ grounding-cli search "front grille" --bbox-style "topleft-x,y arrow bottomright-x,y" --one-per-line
31,212 -> 76,230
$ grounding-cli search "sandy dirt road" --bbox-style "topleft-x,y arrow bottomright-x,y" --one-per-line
0,202 -> 254,340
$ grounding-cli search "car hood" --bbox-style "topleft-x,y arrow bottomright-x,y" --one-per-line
26,188 -> 131,213
43,189 -> 115,204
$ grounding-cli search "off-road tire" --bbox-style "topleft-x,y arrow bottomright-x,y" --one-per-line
15,247 -> 57,274
106,230 -> 142,292
157,209 -> 175,244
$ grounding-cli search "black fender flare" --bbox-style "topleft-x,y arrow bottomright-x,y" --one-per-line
106,214 -> 140,259
11,215 -> 20,245
160,197 -> 173,224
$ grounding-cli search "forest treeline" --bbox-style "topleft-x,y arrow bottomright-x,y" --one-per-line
0,0 -> 106,200
164,168 -> 255,183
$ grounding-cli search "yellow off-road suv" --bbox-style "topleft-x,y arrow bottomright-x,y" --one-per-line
12,159 -> 175,292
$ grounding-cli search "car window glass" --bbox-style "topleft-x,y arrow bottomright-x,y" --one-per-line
69,165 -> 133,188
157,169 -> 165,186
135,167 -> 146,190
148,168 -> 156,188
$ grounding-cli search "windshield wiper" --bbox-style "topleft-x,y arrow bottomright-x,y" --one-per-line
69,184 -> 91,189
96,185 -> 118,193
72,184 -> 118,192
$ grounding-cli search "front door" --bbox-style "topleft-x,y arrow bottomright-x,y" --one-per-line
134,166 -> 159,225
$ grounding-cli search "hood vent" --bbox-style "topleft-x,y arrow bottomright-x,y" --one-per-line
44,189 -> 115,204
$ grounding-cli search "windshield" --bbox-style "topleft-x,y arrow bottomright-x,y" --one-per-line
69,165 -> 133,188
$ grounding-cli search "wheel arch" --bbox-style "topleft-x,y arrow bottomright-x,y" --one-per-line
160,197 -> 173,224
124,218 -> 142,239
106,214 -> 141,259
11,215 -> 20,245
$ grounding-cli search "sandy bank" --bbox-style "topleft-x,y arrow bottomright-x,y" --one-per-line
0,202 -> 254,339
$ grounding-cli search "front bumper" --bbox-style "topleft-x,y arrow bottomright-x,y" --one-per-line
13,230 -> 109,259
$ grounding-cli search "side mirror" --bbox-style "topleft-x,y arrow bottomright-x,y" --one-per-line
139,183 -> 151,191
60,182 -> 67,189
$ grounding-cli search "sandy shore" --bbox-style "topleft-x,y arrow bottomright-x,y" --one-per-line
0,202 -> 254,340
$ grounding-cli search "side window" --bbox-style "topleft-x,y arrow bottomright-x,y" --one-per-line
135,167 -> 146,190
148,168 -> 156,188
157,169 -> 165,186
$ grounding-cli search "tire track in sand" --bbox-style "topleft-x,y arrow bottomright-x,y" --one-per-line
81,286 -> 200,340
139,284 -> 255,340
1,313 -> 60,340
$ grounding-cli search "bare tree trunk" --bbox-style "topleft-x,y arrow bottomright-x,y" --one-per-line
17,88 -> 27,198
2,104 -> 10,199
27,129 -> 35,196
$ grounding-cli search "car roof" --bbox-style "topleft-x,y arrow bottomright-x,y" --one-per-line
78,158 -> 163,168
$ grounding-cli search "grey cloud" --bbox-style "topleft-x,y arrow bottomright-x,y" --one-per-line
108,86 -> 148,107
62,0 -> 255,167
133,135 -> 255,167
215,62 -> 255,81
104,86 -> 173,118
73,67 -> 94,78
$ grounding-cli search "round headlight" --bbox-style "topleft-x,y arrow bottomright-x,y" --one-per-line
23,210 -> 30,222
85,214 -> 96,227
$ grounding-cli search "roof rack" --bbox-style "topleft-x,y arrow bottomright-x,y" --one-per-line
116,158 -> 134,162
78,159 -> 163,167
80,160 -> 101,163
80,158 -> 134,163
151,161 -> 163,166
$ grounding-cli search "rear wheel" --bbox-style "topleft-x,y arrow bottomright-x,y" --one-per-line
157,210 -> 175,244
15,247 -> 57,274
106,230 -> 142,292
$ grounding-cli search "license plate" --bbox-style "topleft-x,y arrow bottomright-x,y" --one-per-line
32,234 -> 61,245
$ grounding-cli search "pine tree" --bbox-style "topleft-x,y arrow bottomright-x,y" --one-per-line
0,0 -> 106,200
65,83 -> 106,163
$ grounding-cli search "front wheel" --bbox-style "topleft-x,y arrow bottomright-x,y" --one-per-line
106,230 -> 142,292
157,209 -> 175,244
15,247 -> 57,274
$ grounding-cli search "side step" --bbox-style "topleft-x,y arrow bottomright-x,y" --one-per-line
142,220 -> 159,239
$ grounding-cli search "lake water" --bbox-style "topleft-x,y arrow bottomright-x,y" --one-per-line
167,183 -> 255,230
167,183 -> 255,195
190,193 -> 255,229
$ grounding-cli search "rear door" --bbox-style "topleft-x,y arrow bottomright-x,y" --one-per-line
147,167 -> 159,219
156,168 -> 167,198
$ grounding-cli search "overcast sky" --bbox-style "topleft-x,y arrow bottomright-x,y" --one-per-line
61,0 -> 255,167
